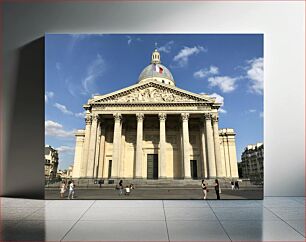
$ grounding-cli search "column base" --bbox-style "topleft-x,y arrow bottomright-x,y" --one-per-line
184,176 -> 192,179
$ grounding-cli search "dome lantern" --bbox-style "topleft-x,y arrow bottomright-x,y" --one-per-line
151,49 -> 161,64
138,49 -> 175,86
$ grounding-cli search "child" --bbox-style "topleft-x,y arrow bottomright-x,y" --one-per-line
125,185 -> 131,195
60,181 -> 66,198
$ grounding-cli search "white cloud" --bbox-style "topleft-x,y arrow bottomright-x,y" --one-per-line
208,76 -> 238,93
70,34 -> 88,40
54,103 -> 86,118
82,54 -> 105,94
55,62 -> 61,71
209,93 -> 227,114
69,34 -> 104,50
246,57 -> 263,95
126,35 -> 142,45
56,146 -> 75,154
248,109 -> 257,113
259,111 -> 263,118
194,66 -> 219,78
127,36 -> 132,45
54,103 -> 73,115
173,46 -> 207,67
75,111 -> 86,118
45,91 -> 54,102
45,120 -> 75,138
157,41 -> 174,53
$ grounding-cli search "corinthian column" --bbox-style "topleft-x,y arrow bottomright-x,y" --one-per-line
135,113 -> 144,178
181,113 -> 191,179
212,114 -> 225,177
86,114 -> 99,177
159,113 -> 167,178
112,113 -> 122,178
200,120 -> 208,178
80,114 -> 92,177
204,113 -> 216,178
93,120 -> 102,178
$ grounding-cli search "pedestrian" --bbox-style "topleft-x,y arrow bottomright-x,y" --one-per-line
214,179 -> 220,200
118,180 -> 123,195
201,180 -> 208,200
98,179 -> 103,188
235,180 -> 240,190
129,184 -> 135,194
231,181 -> 235,190
125,186 -> 131,195
60,181 -> 66,198
68,180 -> 75,199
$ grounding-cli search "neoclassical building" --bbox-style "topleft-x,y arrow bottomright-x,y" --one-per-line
72,49 -> 238,180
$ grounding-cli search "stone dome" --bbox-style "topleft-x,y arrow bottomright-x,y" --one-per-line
138,49 -> 175,86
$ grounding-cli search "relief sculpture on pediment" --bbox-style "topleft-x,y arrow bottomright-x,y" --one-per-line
106,87 -> 195,103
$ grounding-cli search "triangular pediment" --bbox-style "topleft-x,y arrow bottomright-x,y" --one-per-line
89,80 -> 218,105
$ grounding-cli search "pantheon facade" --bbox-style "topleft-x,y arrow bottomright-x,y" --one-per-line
72,49 -> 238,180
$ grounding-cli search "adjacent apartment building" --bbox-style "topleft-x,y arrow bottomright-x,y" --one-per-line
240,143 -> 264,181
45,145 -> 59,180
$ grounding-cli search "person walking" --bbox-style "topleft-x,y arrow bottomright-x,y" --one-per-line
118,180 -> 123,195
98,179 -> 103,188
235,180 -> 240,190
201,180 -> 208,200
214,179 -> 220,200
68,180 -> 75,199
231,181 -> 235,190
60,181 -> 66,198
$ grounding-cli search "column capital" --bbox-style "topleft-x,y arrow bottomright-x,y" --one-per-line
85,115 -> 92,125
158,113 -> 167,121
113,113 -> 122,122
92,113 -> 99,122
203,113 -> 212,120
212,113 -> 219,122
181,113 -> 189,121
136,113 -> 145,121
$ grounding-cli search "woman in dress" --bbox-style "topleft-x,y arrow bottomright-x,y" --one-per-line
118,180 -> 123,195
201,180 -> 208,200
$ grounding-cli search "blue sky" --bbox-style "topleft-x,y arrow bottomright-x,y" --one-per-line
45,34 -> 263,170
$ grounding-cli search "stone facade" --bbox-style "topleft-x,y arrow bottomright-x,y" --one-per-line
72,50 -> 239,180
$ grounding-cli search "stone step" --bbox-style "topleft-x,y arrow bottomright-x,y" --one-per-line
47,178 -> 261,188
